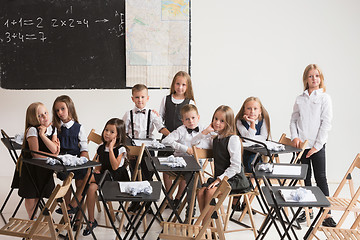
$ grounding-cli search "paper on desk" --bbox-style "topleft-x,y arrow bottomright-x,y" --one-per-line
118,181 -> 150,192
278,188 -> 317,202
272,165 -> 301,176
133,139 -> 156,147
133,139 -> 166,148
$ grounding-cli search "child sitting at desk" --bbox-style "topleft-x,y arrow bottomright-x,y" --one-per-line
17,102 -> 60,219
84,118 -> 130,236
235,96 -> 271,173
192,105 -> 251,219
162,104 -> 210,217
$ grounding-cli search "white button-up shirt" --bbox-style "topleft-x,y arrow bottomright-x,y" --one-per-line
123,107 -> 165,139
290,88 -> 332,150
162,124 -> 210,156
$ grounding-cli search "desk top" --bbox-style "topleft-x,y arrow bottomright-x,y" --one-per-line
254,163 -> 308,180
243,141 -> 301,157
145,156 -> 201,172
101,181 -> 162,202
1,137 -> 22,150
262,186 -> 330,208
21,158 -> 101,172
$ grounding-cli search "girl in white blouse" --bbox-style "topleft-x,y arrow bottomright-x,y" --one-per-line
290,64 -> 335,227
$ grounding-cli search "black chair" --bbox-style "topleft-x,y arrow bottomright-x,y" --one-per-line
0,129 -> 24,223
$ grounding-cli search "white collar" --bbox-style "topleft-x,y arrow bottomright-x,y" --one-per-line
61,119 -> 75,129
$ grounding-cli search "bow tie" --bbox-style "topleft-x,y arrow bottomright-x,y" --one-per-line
186,127 -> 199,134
135,109 -> 146,114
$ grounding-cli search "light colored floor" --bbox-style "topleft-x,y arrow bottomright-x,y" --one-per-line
0,175 -> 354,240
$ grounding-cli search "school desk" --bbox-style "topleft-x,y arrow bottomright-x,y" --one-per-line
259,183 -> 330,240
0,130 -> 23,223
21,151 -> 101,240
97,175 -> 161,240
143,155 -> 201,239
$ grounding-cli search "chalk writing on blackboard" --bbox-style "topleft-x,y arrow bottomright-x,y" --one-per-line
0,0 -> 126,89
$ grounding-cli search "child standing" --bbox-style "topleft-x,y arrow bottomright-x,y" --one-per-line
162,104 -> 210,213
84,118 -> 130,236
159,71 -> 195,133
159,71 -> 195,194
290,64 -> 335,227
52,95 -> 89,222
18,102 -> 59,219
235,97 -> 271,173
192,105 -> 251,219
123,84 -> 170,180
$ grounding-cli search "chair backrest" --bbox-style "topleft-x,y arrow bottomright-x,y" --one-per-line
333,153 -> 360,198
195,177 -> 231,226
127,143 -> 145,181
193,146 -> 214,184
87,129 -> 102,161
29,172 -> 74,236
1,129 -> 20,164
277,133 -> 308,164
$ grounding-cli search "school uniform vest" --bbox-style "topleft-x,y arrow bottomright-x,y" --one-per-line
58,122 -> 81,156
97,144 -> 129,181
213,135 -> 232,178
164,95 -> 190,132
23,126 -> 55,159
240,119 -> 263,135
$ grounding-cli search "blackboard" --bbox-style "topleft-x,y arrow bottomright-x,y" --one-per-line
0,0 -> 126,89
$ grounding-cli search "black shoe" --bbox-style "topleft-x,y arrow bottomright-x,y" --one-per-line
297,211 -> 313,223
55,204 -> 78,215
172,199 -> 180,209
82,219 -> 98,236
322,217 -> 337,227
128,202 -> 141,213
232,203 -> 242,211
72,219 -> 82,231
239,202 -> 256,215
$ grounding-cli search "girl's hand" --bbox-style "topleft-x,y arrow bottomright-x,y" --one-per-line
202,124 -> 214,135
38,125 -> 47,136
306,147 -> 318,158
109,138 -> 116,149
94,169 -> 100,174
292,138 -> 301,148
243,115 -> 255,123
186,147 -> 194,155
207,178 -> 221,189
152,109 -> 160,117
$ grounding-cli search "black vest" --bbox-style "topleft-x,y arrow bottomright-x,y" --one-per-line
58,122 -> 81,156
213,135 -> 232,178
164,95 -> 190,132
23,126 -> 55,159
97,144 -> 129,181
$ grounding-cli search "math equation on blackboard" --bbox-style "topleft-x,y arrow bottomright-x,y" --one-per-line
1,6 -> 125,43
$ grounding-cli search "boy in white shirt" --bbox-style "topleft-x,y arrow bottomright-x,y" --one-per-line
162,104 -> 210,219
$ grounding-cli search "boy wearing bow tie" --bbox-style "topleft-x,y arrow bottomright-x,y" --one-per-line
123,84 -> 169,187
162,104 -> 210,218
123,84 -> 170,139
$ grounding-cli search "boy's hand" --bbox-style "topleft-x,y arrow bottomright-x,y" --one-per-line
186,147 -> 194,155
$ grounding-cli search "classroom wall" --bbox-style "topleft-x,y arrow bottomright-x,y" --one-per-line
1,0 -> 360,184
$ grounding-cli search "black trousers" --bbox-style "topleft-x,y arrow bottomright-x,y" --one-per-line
300,145 -> 330,213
